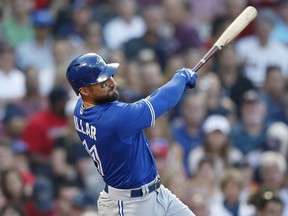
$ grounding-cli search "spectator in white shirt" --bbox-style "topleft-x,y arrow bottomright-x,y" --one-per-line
235,8 -> 288,87
15,9 -> 55,96
0,42 -> 25,116
210,168 -> 255,216
103,0 -> 146,50
188,115 -> 243,177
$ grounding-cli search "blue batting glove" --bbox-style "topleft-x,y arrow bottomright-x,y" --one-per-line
176,68 -> 198,89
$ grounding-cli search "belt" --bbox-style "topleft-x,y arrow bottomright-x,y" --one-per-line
104,178 -> 161,198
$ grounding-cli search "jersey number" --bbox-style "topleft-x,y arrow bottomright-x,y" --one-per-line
82,139 -> 104,176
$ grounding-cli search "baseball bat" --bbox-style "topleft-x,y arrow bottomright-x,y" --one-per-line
192,6 -> 258,72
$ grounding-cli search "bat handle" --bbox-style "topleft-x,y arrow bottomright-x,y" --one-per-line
192,46 -> 220,72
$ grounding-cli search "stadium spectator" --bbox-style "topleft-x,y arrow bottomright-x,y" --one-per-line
146,116 -> 185,185
233,160 -> 258,203
210,168 -> 255,216
0,139 -> 14,173
25,176 -> 55,216
162,0 -> 202,55
53,1 -> 93,50
3,67 -> 47,142
248,186 -> 284,216
223,0 -> 255,38
235,8 -> 288,87
186,192 -> 210,216
257,151 -> 288,215
15,9 -> 54,70
246,122 -> 288,170
197,72 -> 237,122
22,86 -> 68,177
216,45 -> 255,113
224,0 -> 248,22
54,180 -> 80,216
171,92 -> 206,176
2,0 -> 34,47
123,5 -> 169,68
188,156 -> 221,206
136,0 -> 162,6
15,9 -> 56,95
260,65 -> 286,124
4,67 -> 47,120
0,202 -> 26,216
103,0 -> 146,50
51,99 -> 90,191
70,191 -> 97,216
266,122 -> 288,158
259,152 -> 287,195
139,61 -> 165,96
81,21 -> 110,60
117,61 -> 143,103
271,0 -> 288,45
52,37 -> 77,93
0,169 -> 29,205
0,42 -> 25,113
189,0 -> 226,41
231,90 -> 267,155
188,115 -> 243,177
249,0 -> 279,7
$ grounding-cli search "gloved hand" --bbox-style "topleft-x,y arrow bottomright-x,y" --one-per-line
176,68 -> 198,89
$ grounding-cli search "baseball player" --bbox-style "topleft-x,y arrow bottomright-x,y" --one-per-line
66,53 -> 197,216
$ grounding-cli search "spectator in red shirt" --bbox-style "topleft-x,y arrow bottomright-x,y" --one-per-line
22,86 -> 69,177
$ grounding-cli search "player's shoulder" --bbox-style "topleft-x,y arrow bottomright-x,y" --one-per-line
115,99 -> 146,108
114,101 -> 128,108
114,99 -> 150,117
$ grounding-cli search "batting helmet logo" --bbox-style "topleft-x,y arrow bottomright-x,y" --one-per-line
66,53 -> 119,95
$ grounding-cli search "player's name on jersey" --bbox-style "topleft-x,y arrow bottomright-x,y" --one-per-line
73,116 -> 97,141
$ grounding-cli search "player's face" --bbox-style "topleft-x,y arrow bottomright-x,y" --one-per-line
89,77 -> 119,104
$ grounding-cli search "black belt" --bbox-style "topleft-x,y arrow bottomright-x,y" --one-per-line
104,178 -> 161,198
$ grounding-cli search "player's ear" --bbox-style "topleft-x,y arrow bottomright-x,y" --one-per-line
79,86 -> 90,96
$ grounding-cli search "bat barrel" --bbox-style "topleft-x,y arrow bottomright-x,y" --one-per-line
192,6 -> 257,73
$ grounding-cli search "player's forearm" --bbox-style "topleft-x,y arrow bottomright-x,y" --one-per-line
148,74 -> 187,118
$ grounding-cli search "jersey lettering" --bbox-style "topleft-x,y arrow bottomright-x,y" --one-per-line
74,116 -> 97,141
86,122 -> 90,137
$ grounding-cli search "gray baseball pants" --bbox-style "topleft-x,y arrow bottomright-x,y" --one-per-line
97,185 -> 195,216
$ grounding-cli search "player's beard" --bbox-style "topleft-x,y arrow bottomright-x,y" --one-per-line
94,88 -> 119,104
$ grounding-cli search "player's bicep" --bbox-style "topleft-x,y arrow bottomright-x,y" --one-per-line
117,99 -> 155,137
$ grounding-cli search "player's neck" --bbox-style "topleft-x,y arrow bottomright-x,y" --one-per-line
82,100 -> 96,108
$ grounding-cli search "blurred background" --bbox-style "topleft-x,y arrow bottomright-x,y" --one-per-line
0,0 -> 288,215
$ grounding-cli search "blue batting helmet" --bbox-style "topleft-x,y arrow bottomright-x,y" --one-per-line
66,53 -> 119,95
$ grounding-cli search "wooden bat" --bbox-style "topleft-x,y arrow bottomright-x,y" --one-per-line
192,6 -> 258,72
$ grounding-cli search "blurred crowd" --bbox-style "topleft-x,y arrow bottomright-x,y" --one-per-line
0,0 -> 288,215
